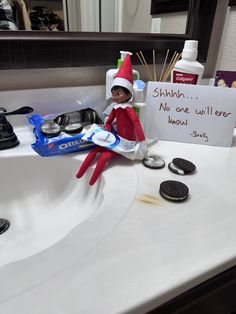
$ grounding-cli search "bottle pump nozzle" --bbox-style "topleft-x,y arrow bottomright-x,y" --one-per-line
117,51 -> 133,68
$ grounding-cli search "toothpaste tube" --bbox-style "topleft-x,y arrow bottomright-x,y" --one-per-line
82,124 -> 157,160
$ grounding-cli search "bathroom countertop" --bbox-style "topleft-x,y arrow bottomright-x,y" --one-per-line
1,126 -> 236,314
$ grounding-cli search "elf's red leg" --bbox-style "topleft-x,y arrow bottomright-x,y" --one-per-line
76,147 -> 103,179
89,150 -> 118,185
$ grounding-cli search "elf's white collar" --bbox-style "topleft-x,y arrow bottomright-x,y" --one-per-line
114,103 -> 132,109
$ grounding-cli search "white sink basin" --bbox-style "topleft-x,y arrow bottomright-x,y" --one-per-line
0,152 -> 138,267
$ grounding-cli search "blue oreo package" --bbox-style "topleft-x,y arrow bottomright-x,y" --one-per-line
28,109 -> 103,157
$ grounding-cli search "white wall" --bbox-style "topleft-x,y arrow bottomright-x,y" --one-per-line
101,0 -> 115,32
121,0 -> 152,33
152,12 -> 188,34
216,7 -> 236,71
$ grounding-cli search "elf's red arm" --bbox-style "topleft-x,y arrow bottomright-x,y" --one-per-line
104,108 -> 115,132
126,107 -> 145,142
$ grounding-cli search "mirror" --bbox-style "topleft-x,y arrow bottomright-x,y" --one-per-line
0,0 -> 190,34
0,0 -> 222,74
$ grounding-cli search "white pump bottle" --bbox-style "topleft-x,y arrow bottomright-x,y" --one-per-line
171,40 -> 204,85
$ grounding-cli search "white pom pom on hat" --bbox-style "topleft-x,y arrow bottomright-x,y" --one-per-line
111,54 -> 134,96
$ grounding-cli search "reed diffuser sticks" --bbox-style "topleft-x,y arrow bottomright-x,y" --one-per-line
153,49 -> 157,81
136,51 -> 153,81
159,49 -> 169,82
162,52 -> 181,82
137,49 -> 181,82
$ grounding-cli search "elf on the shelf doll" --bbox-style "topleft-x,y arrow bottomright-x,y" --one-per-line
76,54 -> 147,185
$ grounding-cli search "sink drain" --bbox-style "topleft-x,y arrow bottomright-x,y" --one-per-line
0,218 -> 10,234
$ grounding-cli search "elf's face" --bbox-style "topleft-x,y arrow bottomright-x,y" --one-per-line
112,87 -> 131,104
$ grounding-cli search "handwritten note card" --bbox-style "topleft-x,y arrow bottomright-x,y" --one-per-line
145,82 -> 236,147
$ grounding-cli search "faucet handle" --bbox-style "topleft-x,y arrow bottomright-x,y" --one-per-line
0,106 -> 33,116
0,108 -> 7,114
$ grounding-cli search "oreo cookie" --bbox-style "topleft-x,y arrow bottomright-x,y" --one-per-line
159,180 -> 189,202
168,158 -> 196,175
40,121 -> 61,137
63,123 -> 83,134
142,154 -> 165,169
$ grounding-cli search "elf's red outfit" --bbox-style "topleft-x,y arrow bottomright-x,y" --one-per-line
76,54 -> 147,185
105,104 -> 145,142
76,147 -> 118,185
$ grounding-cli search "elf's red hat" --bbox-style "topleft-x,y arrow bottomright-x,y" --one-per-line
112,54 -> 133,95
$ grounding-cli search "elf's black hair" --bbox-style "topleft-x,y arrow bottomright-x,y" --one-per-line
111,86 -> 132,101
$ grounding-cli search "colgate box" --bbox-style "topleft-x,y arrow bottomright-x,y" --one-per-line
29,109 -> 103,156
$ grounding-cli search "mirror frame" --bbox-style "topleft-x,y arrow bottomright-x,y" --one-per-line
0,0 -> 218,70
